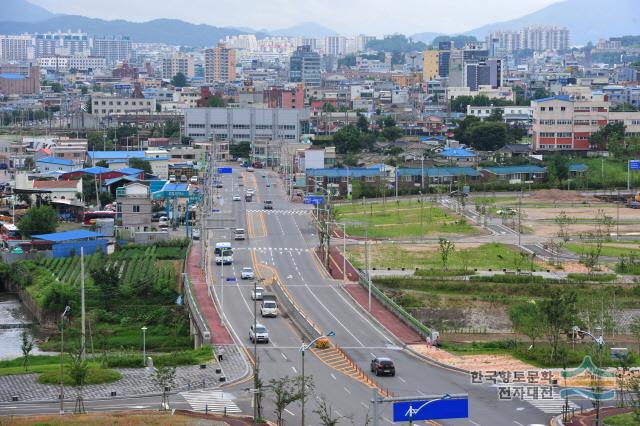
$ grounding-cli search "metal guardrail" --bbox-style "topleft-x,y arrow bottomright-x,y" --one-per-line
356,270 -> 432,338
272,277 -> 321,341
182,272 -> 211,343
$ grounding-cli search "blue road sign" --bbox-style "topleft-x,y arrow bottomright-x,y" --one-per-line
303,195 -> 324,205
225,277 -> 237,282
393,398 -> 468,422
218,167 -> 233,174
630,160 -> 640,170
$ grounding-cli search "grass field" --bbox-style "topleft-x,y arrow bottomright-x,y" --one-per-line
565,242 -> 640,258
334,200 -> 478,238
604,413 -> 637,426
348,242 -> 539,271
2,412 -> 220,425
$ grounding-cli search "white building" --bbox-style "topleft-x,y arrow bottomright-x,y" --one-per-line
91,96 -> 156,118
0,35 -> 34,61
38,55 -> 107,72
92,36 -> 132,65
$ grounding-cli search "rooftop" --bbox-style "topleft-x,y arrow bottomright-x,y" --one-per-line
36,156 -> 75,166
33,180 -> 79,189
32,230 -> 103,242
483,165 -> 546,174
439,148 -> 477,158
306,168 -> 382,178
88,151 -> 146,160
533,95 -> 572,103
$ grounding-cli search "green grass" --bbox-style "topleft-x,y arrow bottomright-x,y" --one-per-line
581,157 -> 640,188
350,243 -> 540,271
38,367 -> 122,385
334,200 -> 478,238
605,413 -> 638,426
470,196 -> 518,205
0,354 -> 75,376
565,243 -> 640,258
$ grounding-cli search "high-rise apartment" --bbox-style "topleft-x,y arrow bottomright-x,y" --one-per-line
92,36 -> 132,65
162,53 -> 195,79
34,31 -> 90,57
488,26 -> 569,52
289,45 -> 321,88
0,35 -> 34,61
204,43 -> 237,84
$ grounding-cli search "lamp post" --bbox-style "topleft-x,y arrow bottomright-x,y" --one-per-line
300,331 -> 335,426
141,326 -> 148,367
59,305 -> 71,415
572,326 -> 605,426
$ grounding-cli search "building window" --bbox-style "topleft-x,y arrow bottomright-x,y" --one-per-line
132,205 -> 140,213
560,107 -> 566,111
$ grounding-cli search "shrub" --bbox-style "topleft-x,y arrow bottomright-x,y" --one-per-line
38,367 -> 122,385
566,273 -> 617,282
414,269 -> 474,277
315,338 -> 331,349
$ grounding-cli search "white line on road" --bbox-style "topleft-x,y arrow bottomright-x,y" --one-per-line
469,421 -> 482,426
284,408 -> 295,416
343,387 -> 351,394
383,416 -> 393,424
513,422 -> 524,426
335,409 -> 342,417
281,352 -> 288,361
291,366 -> 297,374
330,373 -> 337,380
397,376 -> 406,383
360,402 -> 368,409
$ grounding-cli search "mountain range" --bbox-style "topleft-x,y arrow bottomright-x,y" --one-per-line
3,0 -> 640,47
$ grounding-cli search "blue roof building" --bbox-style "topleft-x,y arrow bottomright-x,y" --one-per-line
32,230 -> 107,258
88,151 -> 146,161
36,157 -> 78,173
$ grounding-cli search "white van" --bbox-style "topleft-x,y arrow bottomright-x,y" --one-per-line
234,228 -> 246,240
190,176 -> 198,184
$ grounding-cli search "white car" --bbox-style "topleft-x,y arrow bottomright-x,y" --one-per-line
241,267 -> 255,280
251,286 -> 264,300
190,176 -> 198,184
247,167 -> 255,172
232,194 -> 241,201
192,228 -> 200,240
246,188 -> 255,195
249,323 -> 269,343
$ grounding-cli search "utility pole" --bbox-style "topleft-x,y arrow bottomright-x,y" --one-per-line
253,279 -> 258,425
80,248 -> 85,361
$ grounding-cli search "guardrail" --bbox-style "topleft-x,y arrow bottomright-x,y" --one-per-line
272,277 -> 321,341
356,270 -> 432,338
182,272 -> 211,343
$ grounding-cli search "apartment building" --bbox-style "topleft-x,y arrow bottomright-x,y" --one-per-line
162,53 -> 195,79
33,31 -> 90,57
0,35 -> 34,61
289,45 -> 321,87
531,95 -> 640,151
92,36 -> 132,65
184,107 -> 310,143
488,26 -> 570,53
116,182 -> 152,232
204,43 -> 236,84
38,56 -> 107,72
91,96 -> 156,117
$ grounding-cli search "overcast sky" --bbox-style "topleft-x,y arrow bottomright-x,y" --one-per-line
30,0 -> 560,35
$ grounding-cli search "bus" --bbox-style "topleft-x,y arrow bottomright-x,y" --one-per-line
0,223 -> 21,241
82,211 -> 116,226
214,242 -> 233,265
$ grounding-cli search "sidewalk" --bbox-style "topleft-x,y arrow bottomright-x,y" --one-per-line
186,244 -> 233,345
564,406 -> 633,426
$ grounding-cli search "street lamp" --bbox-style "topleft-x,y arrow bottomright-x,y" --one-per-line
300,331 -> 336,426
59,305 -> 71,415
141,326 -> 148,367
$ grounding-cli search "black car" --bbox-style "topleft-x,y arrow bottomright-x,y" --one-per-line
370,357 -> 395,376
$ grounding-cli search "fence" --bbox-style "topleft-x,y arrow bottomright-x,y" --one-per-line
182,272 -> 211,344
355,270 -> 433,338
272,277 -> 321,341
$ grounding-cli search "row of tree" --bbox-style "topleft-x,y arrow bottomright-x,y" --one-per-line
330,115 -> 403,154
453,114 -> 527,151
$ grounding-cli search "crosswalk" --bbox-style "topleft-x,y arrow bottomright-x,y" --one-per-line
525,396 -> 580,414
180,389 -> 242,414
235,247 -> 309,253
247,209 -> 309,215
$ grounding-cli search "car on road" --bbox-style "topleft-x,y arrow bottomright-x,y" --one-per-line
169,175 -> 177,183
234,228 -> 246,240
246,188 -> 255,194
216,182 -> 224,188
158,216 -> 170,228
249,323 -> 269,343
241,267 -> 254,279
232,194 -> 241,201
370,357 -> 395,376
449,190 -> 468,198
627,201 -> 640,209
496,207 -> 517,216
191,228 -> 200,240
247,166 -> 255,172
251,286 -> 264,300
263,200 -> 273,210
245,193 -> 253,202
266,182 -> 271,187
260,294 -> 278,317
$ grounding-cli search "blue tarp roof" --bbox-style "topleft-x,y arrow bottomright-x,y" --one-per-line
88,151 -> 145,160
397,167 -> 481,177
103,175 -> 140,186
36,157 -> 74,166
483,166 -> 546,174
0,73 -> 26,80
106,159 -> 128,164
161,183 -> 189,192
306,168 -> 382,177
75,166 -> 116,175
440,148 -> 477,158
33,230 -> 103,242
534,95 -> 571,103
118,167 -> 144,175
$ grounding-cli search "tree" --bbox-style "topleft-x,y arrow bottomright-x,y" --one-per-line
453,115 -> 480,141
90,264 -> 119,310
554,211 -> 576,242
80,86 -> 88,95
270,376 -> 304,426
630,316 -> 640,353
333,125 -> 362,154
128,157 -> 153,174
356,114 -> 369,133
17,206 -> 58,237
20,330 -> 33,372
322,102 -> 336,113
313,395 -> 347,426
51,82 -> 64,93
154,365 -> 176,411
509,301 -> 544,347
438,238 -> 455,270
382,126 -> 403,142
590,122 -> 625,151
383,116 -> 396,128
170,72 -> 187,87
487,108 -> 504,122
464,121 -> 507,151
95,160 -> 109,168
540,289 -> 578,361
207,95 -> 226,107
547,154 -> 569,183
69,350 -> 88,414
230,141 -> 251,159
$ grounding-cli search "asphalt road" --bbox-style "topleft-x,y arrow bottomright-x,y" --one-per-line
207,166 -> 571,426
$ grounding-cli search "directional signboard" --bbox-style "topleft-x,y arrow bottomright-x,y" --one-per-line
303,195 -> 324,205
630,160 -> 640,170
392,398 -> 468,422
218,167 -> 233,174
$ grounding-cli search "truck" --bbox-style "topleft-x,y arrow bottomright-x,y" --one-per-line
260,293 -> 278,317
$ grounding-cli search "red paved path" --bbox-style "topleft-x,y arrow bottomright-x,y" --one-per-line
316,247 -> 425,345
186,244 -> 234,344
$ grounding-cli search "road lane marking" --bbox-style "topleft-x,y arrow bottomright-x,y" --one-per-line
360,402 -> 368,409
343,387 -> 351,394
470,421 -> 482,426
291,366 -> 297,373
285,408 -> 295,416
398,376 -> 406,383
330,373 -> 337,380
513,422 -> 524,426
281,352 -> 288,361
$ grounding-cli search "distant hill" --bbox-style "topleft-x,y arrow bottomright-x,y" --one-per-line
269,22 -> 337,38
0,15 -> 267,47
410,32 -> 442,45
3,0 -> 55,22
465,0 -> 640,45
